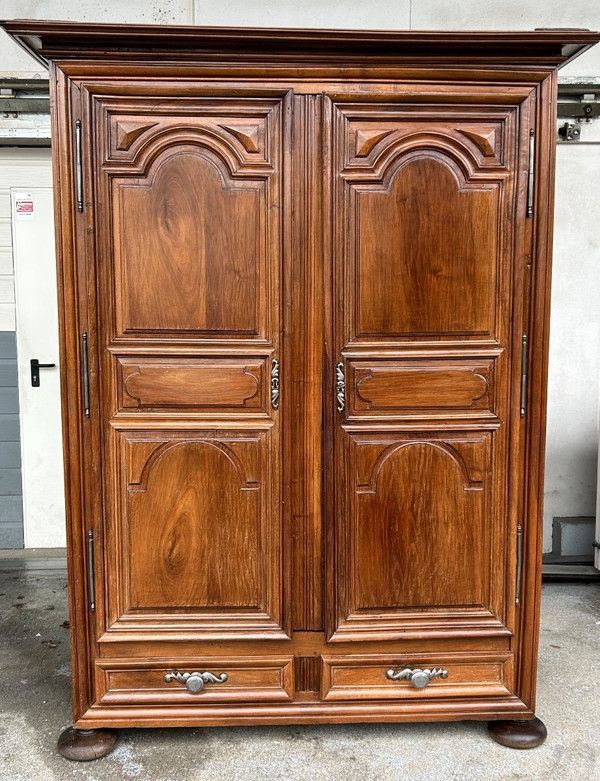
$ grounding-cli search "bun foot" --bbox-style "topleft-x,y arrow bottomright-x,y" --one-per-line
57,727 -> 119,761
488,717 -> 547,749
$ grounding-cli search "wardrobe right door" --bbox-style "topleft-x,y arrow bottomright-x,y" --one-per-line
325,87 -> 535,657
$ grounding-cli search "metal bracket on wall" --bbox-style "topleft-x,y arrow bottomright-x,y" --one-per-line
557,83 -> 600,141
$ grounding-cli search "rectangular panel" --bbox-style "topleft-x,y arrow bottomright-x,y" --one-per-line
347,358 -> 495,418
321,652 -> 513,701
96,657 -> 294,704
116,357 -> 267,413
331,429 -> 510,641
329,99 -> 519,345
92,93 -> 285,343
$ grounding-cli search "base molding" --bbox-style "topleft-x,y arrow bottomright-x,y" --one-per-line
488,717 -> 547,749
57,727 -> 119,761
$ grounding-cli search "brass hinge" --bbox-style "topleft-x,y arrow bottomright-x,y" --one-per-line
526,129 -> 535,218
75,119 -> 83,212
87,530 -> 96,612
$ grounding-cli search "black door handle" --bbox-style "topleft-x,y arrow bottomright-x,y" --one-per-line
30,358 -> 56,387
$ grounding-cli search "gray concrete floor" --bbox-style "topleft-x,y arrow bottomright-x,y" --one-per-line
0,551 -> 599,781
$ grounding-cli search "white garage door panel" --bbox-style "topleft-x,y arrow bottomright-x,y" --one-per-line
12,186 -> 65,548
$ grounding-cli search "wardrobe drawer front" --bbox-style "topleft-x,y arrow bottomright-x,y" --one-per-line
96,657 -> 294,705
321,653 -> 513,701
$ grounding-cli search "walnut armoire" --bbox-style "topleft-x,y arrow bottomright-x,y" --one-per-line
2,20 -> 598,760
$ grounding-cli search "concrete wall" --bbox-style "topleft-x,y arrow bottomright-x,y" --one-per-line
0,1 -> 598,551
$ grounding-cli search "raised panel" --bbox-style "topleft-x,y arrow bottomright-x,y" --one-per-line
330,100 -> 517,344
321,652 -> 513,701
95,93 -> 285,343
117,357 -> 266,413
348,358 -> 494,418
105,430 -> 285,639
331,431 -> 509,642
115,150 -> 264,336
96,658 -> 294,704
353,434 -> 488,609
354,156 -> 499,338
128,436 -> 260,609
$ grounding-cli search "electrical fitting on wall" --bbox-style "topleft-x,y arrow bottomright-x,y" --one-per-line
557,82 -> 600,141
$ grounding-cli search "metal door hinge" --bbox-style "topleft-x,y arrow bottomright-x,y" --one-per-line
82,332 -> 90,418
87,530 -> 96,612
271,358 -> 280,409
336,361 -> 345,413
75,119 -> 83,212
516,524 -> 523,606
520,333 -> 528,417
526,129 -> 535,218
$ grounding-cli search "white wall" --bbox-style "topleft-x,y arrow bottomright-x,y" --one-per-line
0,1 -> 598,550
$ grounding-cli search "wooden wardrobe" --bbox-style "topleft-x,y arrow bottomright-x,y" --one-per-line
3,21 -> 598,759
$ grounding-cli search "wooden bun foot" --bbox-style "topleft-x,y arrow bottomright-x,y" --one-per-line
488,717 -> 547,749
57,727 -> 119,761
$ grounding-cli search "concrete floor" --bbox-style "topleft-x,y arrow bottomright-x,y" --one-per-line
0,551 -> 599,781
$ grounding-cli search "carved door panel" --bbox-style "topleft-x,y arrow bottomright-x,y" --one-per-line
327,92 -> 533,642
87,89 -> 290,645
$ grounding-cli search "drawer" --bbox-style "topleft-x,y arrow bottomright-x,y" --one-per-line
321,652 -> 513,701
95,657 -> 294,705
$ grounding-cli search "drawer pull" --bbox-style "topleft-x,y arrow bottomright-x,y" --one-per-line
164,671 -> 228,693
386,667 -> 448,689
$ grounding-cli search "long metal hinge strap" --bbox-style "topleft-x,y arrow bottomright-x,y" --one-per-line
82,332 -> 90,418
87,530 -> 96,612
526,129 -> 535,218
336,361 -> 345,413
520,333 -> 528,417
75,120 -> 83,213
516,524 -> 523,606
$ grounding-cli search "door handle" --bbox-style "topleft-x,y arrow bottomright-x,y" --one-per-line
30,358 -> 56,387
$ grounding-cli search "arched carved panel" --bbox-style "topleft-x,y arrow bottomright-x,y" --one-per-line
351,435 -> 490,612
344,115 -> 507,172
330,429 -> 507,641
122,435 -> 268,613
113,148 -> 267,336
127,439 -> 258,609
104,96 -> 280,169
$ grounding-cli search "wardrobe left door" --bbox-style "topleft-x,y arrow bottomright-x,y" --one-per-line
76,85 -> 292,705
